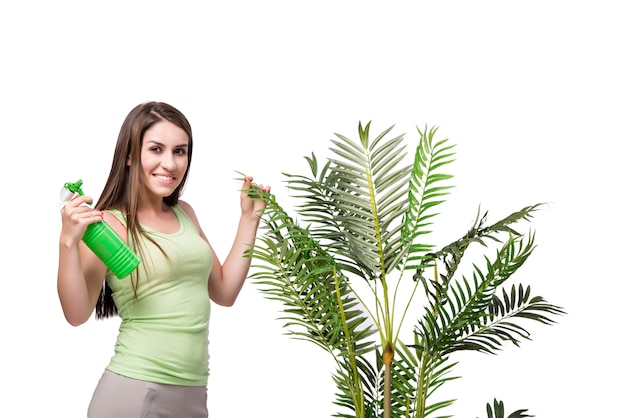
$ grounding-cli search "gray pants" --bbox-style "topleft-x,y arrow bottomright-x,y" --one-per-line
88,369 -> 208,418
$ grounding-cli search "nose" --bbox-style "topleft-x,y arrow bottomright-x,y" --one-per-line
160,153 -> 177,170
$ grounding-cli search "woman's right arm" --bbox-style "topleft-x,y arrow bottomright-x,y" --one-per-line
57,195 -> 108,326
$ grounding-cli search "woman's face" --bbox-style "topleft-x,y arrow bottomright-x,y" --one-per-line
140,120 -> 190,201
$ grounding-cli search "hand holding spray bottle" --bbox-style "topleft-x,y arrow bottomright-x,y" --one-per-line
60,179 -> 140,279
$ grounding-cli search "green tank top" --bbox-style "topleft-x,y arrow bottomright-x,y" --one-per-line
104,205 -> 213,386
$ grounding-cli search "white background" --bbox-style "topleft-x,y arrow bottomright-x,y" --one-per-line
1,1 -> 623,417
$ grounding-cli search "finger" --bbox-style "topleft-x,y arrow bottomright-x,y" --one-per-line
66,194 -> 94,208
90,211 -> 105,222
79,210 -> 104,225
64,204 -> 95,216
241,176 -> 252,190
63,206 -> 103,224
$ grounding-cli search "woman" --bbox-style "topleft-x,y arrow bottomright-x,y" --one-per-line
57,101 -> 269,417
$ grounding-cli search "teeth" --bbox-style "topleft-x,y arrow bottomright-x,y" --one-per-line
155,175 -> 173,181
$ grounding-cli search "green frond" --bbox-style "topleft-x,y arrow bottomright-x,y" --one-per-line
488,285 -> 566,329
249,194 -> 377,359
368,121 -> 396,149
271,123 -> 441,282
478,399 -> 534,418
326,125 -> 414,277
332,356 -> 381,418
413,204 -> 545,293
372,148 -> 409,184
414,232 -> 564,357
402,126 -> 455,268
330,136 -> 369,170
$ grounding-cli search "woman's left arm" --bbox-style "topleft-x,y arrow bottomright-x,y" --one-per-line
182,176 -> 269,306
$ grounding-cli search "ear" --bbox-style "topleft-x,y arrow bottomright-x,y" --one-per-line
126,156 -> 131,166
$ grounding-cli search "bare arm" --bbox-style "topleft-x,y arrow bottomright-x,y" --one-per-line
180,176 -> 269,307
57,195 -> 113,326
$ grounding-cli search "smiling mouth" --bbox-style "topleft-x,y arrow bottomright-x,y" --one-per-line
154,174 -> 175,182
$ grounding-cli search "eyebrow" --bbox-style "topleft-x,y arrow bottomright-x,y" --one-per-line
146,140 -> 189,148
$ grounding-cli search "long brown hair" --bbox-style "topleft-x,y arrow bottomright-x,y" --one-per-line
95,101 -> 193,319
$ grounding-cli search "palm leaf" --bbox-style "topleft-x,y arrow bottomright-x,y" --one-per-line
401,126 -> 456,270
412,204 -> 544,284
332,355 -> 381,418
250,191 -> 382,417
250,194 -> 377,357
479,399 -> 534,418
415,231 -> 564,357
386,341 -> 458,418
326,122 -> 411,277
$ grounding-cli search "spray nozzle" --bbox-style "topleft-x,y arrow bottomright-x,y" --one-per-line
60,179 -> 89,208
63,179 -> 85,196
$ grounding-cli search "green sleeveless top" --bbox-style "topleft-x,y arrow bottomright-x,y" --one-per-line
104,205 -> 213,386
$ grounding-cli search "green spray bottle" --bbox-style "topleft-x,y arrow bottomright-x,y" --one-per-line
60,179 -> 140,279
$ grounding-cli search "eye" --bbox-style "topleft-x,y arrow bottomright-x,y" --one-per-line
150,146 -> 161,153
175,148 -> 187,155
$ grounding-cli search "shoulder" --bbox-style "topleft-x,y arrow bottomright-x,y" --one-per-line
176,200 -> 206,237
102,210 -> 128,240
177,200 -> 197,220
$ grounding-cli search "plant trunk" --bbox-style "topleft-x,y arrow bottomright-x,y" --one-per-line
383,342 -> 394,418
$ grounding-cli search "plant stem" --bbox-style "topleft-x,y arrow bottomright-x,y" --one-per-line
383,341 -> 394,418
415,350 -> 429,418
334,268 -> 365,417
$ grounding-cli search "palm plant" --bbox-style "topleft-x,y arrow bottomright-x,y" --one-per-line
245,122 -> 564,418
